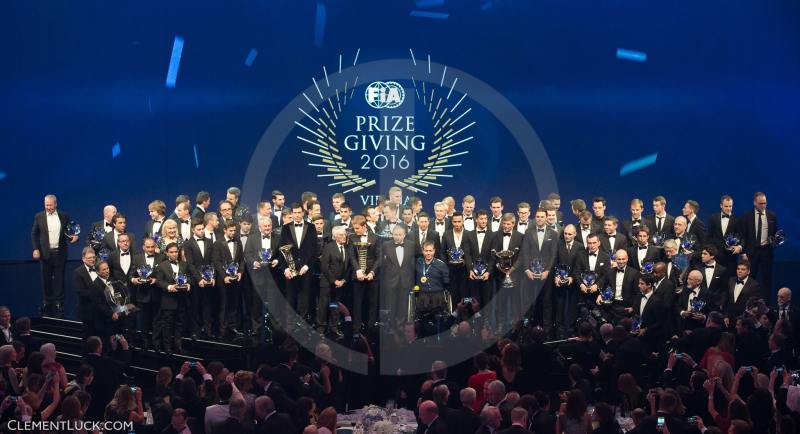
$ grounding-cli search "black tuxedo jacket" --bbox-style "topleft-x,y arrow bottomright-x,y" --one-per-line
376,239 -> 416,292
738,209 -> 779,255
574,249 -> 610,282
101,230 -> 137,254
256,412 -> 295,434
707,212 -> 738,263
675,286 -> 712,332
685,216 -> 707,245
129,252 -> 165,304
599,232 -> 629,255
497,424 -> 535,434
278,221 -> 318,271
634,291 -> 670,340
31,210 -> 72,259
431,219 -> 452,240
645,213 -> 675,238
183,236 -> 214,274
155,260 -> 194,310
515,227 -> 559,273
191,205 -> 206,220
243,233 -> 280,267
723,276 -> 761,316
600,267 -> 641,307
88,220 -> 112,246
487,231 -> 523,271
694,262 -> 727,304
468,229 -> 497,268
409,228 -> 442,259
627,244 -> 663,271
621,218 -> 646,241
212,237 -> 244,286
108,250 -> 134,282
575,224 -> 599,246
73,263 -> 98,321
348,232 -> 380,275
143,219 -> 165,240
554,240 -> 583,279
441,230 -> 475,269
319,241 -> 354,288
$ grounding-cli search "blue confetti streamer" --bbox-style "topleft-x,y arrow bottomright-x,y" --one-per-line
165,36 -> 184,88
416,0 -> 444,8
314,3 -> 326,48
620,153 -> 658,176
410,10 -> 450,19
0,171 -> 6,181
244,48 -> 258,67
616,48 -> 647,63
193,144 -> 200,169
112,142 -> 121,159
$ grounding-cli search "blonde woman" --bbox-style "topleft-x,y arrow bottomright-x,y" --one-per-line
104,385 -> 144,425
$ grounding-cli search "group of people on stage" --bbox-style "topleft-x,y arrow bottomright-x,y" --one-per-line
31,187 -> 785,352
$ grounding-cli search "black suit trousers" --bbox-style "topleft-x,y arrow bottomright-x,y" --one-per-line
40,249 -> 67,305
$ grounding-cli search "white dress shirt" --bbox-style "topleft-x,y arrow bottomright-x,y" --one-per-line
396,244 -> 404,267
46,212 -> 61,248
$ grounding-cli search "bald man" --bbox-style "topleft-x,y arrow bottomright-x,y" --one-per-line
418,400 -> 448,434
773,287 -> 799,348
598,249 -> 640,322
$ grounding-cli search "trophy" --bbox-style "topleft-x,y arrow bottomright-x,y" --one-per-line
680,233 -> 697,253
98,247 -> 111,262
690,297 -> 706,313
258,248 -> 272,264
581,271 -> 597,288
64,221 -> 81,238
770,229 -> 786,247
105,282 -> 138,315
136,264 -> 153,283
279,244 -> 299,277
631,316 -> 641,333
641,262 -> 654,274
672,252 -> 689,273
554,264 -> 571,285
352,241 -> 371,273
529,257 -> 545,278
651,232 -> 666,248
601,287 -> 614,305
473,258 -> 488,277
225,262 -> 239,279
89,227 -> 105,250
174,272 -> 189,290
492,248 -> 518,288
200,265 -> 214,283
724,233 -> 741,251
447,247 -> 465,265
150,232 -> 161,245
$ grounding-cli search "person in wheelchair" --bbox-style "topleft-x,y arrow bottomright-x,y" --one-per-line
412,240 -> 451,321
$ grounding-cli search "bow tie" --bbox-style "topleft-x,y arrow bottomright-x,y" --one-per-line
262,235 -> 271,239
588,252 -> 597,257
294,223 -> 303,227
503,233 -> 511,237
492,218 -> 501,222
618,267 -> 626,273
638,246 -> 648,250
146,254 -> 155,258
195,238 -> 204,242
721,214 -> 730,219
395,243 -> 404,247
519,222 -> 528,226
477,230 -> 486,234
170,261 -> 178,265
581,226 -> 590,230
464,216 -> 473,220
607,234 -> 616,238
705,264 -> 715,269
537,229 -> 544,233
736,279 -> 745,284
105,222 -> 112,227
88,266 -> 97,272
632,219 -> 641,224
227,239 -> 235,244
436,221 -> 445,225
180,220 -> 189,224
120,252 -> 130,256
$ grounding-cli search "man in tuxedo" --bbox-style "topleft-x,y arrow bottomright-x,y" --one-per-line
144,200 -> 166,240
516,208 -> 558,323
707,195 -> 738,282
417,400 -> 448,434
254,396 -> 295,434
575,211 -> 599,246
184,219 -> 215,339
682,200 -> 706,245
226,186 -> 249,223
545,208 -> 562,236
168,194 -> 191,221
651,262 -> 678,311
334,202 -> 354,233
83,335 -> 131,421
73,246 -> 100,338
317,226 -> 353,335
489,196 -> 504,233
328,192 -> 345,224
695,245 -> 727,309
170,201 -> 193,241
88,204 -> 117,249
348,215 -> 380,331
597,250 -> 640,322
476,406 -> 502,434
271,190 -> 285,216
550,224 -> 582,338
661,240 -> 683,287
101,213 -> 137,253
487,214 -> 523,328
441,212 -> 473,302
672,216 -> 699,265
773,287 -> 800,349
574,233 -> 610,307
645,195 -> 675,239
410,212 -> 441,259
676,270 -> 710,334
31,194 -> 78,317
202,212 -> 220,244
462,195 -> 477,231
468,210 -> 494,306
128,237 -> 164,350
91,261 -> 128,343
193,191 -> 211,220
255,201 -> 280,231
279,203 -> 318,322
108,233 -> 134,282
627,226 -> 663,271
515,202 -> 531,235
621,198 -> 645,245
381,202 -> 405,237
599,216 -> 629,255
378,225 -> 416,325
590,197 -> 607,227
244,217 -> 281,336
400,207 -> 417,233
216,200 -> 236,239
364,206 -> 380,235
497,407 -> 534,434
723,261 -> 761,317
213,220 -> 245,339
736,192 -> 778,301
432,202 -> 451,242
633,274 -> 670,352
155,242 -> 201,353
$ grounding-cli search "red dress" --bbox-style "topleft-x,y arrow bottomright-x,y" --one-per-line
468,370 -> 497,411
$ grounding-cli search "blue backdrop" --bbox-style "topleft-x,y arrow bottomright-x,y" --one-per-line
1,0 -> 798,261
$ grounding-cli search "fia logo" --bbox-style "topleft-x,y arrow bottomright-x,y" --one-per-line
365,81 -> 405,109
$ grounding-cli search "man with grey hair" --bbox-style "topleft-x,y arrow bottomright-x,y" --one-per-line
477,406 -> 502,434
317,225 -> 353,335
500,407 -> 533,434
453,387 -> 482,434
380,225 -> 415,324
677,270 -> 708,333
88,204 -> 118,241
254,395 -> 295,433
209,397 -> 250,434
32,194 -> 78,317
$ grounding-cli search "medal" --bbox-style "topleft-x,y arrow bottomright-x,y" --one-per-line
420,276 -> 428,283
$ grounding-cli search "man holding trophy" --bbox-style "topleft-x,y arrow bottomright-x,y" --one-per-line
488,213 -> 522,329
441,212 -> 473,303
128,237 -> 164,350
516,208 -> 558,323
348,215 -> 379,332
92,261 -> 134,346
279,203 -> 318,323
183,219 -> 214,340
155,242 -> 196,353
213,220 -> 244,339
244,217 -> 280,336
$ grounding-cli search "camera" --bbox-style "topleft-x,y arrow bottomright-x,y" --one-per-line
353,332 -> 361,340
657,416 -> 665,429
687,416 -> 697,424
675,353 -> 683,360
130,386 -> 137,393
744,366 -> 752,373
10,396 -> 17,403
190,361 -> 197,369
463,297 -> 472,303
328,301 -> 338,309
